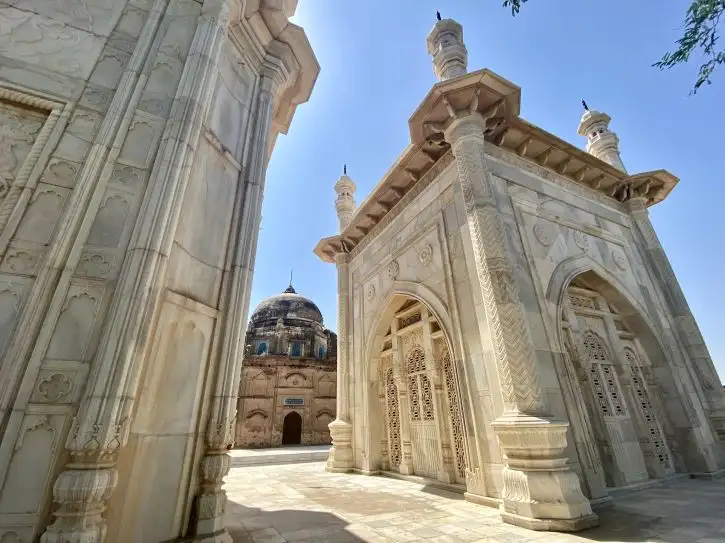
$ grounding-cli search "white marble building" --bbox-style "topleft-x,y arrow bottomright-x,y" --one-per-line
315,16 -> 725,532
0,1 -> 317,542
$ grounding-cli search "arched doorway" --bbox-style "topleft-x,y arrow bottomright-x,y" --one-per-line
282,411 -> 302,445
558,272 -> 677,492
370,295 -> 468,485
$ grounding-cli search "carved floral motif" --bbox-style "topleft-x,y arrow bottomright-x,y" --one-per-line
387,259 -> 400,280
533,221 -> 554,247
418,244 -> 433,266
365,283 -> 375,301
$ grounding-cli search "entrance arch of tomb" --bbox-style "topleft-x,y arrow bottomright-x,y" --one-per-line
361,283 -> 472,487
546,256 -> 711,498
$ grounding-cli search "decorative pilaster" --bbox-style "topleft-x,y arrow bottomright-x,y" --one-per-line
327,252 -> 353,472
190,40 -> 296,543
444,109 -> 596,530
625,197 -> 725,447
40,3 -> 234,541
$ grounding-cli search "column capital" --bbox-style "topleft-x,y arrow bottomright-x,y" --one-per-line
335,252 -> 349,266
260,40 -> 299,94
443,112 -> 487,145
623,196 -> 649,215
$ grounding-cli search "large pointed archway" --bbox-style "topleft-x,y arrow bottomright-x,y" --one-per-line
548,260 -> 719,498
364,293 -> 469,486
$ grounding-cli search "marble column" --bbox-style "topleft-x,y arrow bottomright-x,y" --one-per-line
327,253 -> 354,472
443,105 -> 596,531
625,197 -> 725,443
190,44 -> 294,543
40,4 -> 233,542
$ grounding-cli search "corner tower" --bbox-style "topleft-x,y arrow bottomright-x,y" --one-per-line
577,102 -> 627,173
427,12 -> 468,81
335,165 -> 356,232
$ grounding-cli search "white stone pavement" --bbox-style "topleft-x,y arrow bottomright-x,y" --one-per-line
223,461 -> 725,543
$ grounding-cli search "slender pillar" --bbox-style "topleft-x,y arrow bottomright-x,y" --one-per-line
40,4 -> 232,541
191,42 -> 295,543
444,110 -> 596,530
327,253 -> 354,472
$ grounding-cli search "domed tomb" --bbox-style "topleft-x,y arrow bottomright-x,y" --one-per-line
235,283 -> 337,448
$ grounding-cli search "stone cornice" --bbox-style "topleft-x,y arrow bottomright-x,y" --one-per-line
230,0 -> 320,137
314,68 -> 678,265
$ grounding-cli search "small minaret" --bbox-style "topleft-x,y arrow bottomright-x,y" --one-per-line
577,100 -> 627,173
427,12 -> 468,81
334,164 -> 356,232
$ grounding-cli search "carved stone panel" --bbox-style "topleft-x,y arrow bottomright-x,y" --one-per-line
14,183 -> 71,245
45,283 -> 105,361
0,412 -> 67,515
0,98 -> 47,204
0,6 -> 106,79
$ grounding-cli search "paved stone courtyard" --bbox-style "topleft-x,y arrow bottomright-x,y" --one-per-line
223,461 -> 725,543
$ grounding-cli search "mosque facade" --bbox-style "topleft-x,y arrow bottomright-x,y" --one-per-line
315,15 -> 725,532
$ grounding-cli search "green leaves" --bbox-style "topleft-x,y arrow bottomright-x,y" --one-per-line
502,0 -> 724,94
653,0 -> 724,93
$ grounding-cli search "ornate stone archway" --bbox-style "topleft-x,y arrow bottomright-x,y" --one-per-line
548,261 -> 722,494
364,292 -> 469,486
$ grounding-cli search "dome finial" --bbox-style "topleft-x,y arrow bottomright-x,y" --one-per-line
436,10 -> 441,21
343,163 -> 347,175
582,98 -> 589,111
284,269 -> 296,294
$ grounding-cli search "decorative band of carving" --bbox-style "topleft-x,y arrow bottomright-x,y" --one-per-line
0,86 -> 62,111
451,133 -> 545,415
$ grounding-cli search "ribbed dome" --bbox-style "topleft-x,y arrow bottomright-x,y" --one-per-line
250,285 -> 323,326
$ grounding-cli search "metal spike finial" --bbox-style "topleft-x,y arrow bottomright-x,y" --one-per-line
343,164 -> 347,175
582,99 -> 589,111
436,11 -> 442,21
289,268 -> 293,287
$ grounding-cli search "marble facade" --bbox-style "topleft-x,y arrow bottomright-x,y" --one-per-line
314,16 -> 725,533
0,1 -> 318,542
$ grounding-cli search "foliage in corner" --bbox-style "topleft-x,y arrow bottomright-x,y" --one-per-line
502,0 -> 724,94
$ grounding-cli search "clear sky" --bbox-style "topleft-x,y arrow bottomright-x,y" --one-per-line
249,0 -> 725,380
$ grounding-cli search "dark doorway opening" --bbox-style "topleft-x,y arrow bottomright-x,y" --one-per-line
282,411 -> 302,445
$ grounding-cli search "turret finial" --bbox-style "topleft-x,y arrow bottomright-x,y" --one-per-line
582,99 -> 589,111
436,11 -> 442,21
343,164 -> 347,175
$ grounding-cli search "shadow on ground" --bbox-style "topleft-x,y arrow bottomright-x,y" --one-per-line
225,500 -> 363,543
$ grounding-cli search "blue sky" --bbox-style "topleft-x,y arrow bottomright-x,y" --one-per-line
249,1 -> 725,380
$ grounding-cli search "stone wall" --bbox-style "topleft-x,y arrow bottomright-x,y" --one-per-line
235,355 -> 336,448
0,1 -> 317,542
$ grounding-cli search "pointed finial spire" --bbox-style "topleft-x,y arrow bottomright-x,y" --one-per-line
436,11 -> 442,21
582,99 -> 589,111
343,164 -> 347,175
284,268 -> 296,293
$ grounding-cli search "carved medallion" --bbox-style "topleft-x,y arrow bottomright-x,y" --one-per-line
365,283 -> 376,301
612,249 -> 627,271
573,230 -> 590,252
418,244 -> 433,267
387,259 -> 400,280
533,222 -> 553,247
38,373 -> 72,402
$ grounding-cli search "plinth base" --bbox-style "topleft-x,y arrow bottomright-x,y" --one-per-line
501,510 -> 599,532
